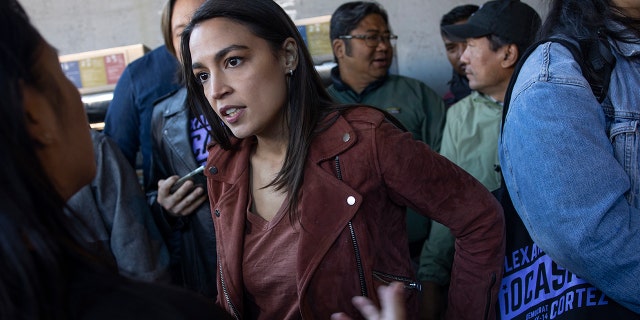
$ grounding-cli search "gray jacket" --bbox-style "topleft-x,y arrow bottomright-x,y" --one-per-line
149,87 -> 218,298
66,130 -> 170,282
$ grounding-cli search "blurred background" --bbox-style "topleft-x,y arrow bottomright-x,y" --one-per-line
21,0 -> 547,97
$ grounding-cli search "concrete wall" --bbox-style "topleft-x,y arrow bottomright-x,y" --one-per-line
21,0 -> 548,96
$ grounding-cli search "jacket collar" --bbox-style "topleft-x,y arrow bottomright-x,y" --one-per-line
158,86 -> 188,118
205,137 -> 251,183
308,112 -> 357,163
206,112 -> 359,182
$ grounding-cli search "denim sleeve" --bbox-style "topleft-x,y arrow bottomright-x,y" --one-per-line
104,66 -> 139,168
499,43 -> 640,313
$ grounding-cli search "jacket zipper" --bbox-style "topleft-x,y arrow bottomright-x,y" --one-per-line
348,221 -> 368,297
219,259 -> 240,319
484,272 -> 497,320
372,271 -> 422,291
335,156 -> 368,297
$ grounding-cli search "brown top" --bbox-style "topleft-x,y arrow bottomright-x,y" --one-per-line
242,195 -> 300,320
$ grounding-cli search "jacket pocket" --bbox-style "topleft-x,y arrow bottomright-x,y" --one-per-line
372,270 -> 422,291
610,120 -> 640,207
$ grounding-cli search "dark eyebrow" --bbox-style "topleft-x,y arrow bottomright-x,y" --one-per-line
364,28 -> 390,34
191,44 -> 249,70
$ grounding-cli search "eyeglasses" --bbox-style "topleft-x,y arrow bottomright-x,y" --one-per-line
338,33 -> 398,48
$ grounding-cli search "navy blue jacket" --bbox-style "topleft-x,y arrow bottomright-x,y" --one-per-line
104,45 -> 181,188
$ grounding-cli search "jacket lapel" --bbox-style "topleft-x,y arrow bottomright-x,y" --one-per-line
297,114 -> 364,296
205,139 -> 252,315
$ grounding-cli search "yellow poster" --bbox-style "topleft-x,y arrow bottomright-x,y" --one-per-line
79,57 -> 107,88
296,15 -> 333,64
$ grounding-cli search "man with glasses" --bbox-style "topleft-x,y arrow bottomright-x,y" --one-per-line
328,1 -> 445,153
328,1 -> 446,265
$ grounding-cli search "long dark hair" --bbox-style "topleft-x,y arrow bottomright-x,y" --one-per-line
180,0 -> 338,220
539,0 -> 640,42
0,1 -> 92,319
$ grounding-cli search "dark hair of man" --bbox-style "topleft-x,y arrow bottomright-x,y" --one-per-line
0,1 -> 98,319
329,1 -> 389,58
484,33 -> 533,65
180,0 -> 338,221
539,0 -> 640,43
487,34 -> 526,55
440,4 -> 479,27
161,0 -> 178,57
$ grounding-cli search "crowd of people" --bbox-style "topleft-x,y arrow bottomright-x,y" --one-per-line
1,0 -> 639,319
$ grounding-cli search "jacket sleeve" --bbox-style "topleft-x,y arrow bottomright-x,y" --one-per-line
500,43 -> 640,313
375,120 -> 504,320
92,132 -> 171,283
416,106 -> 463,287
104,66 -> 139,168
146,105 -> 185,235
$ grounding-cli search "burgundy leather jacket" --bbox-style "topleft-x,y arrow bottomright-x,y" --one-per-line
204,107 -> 504,319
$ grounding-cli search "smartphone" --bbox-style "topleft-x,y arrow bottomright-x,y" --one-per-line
170,165 -> 206,193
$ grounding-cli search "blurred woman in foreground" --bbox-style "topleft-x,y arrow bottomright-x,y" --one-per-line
0,1 -> 230,319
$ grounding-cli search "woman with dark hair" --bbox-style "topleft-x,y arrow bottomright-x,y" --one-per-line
500,0 -> 640,317
180,0 -> 504,319
0,1 -> 230,319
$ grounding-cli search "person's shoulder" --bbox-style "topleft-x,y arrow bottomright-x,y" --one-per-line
153,87 -> 187,111
448,92 -> 478,109
387,74 -> 440,96
514,40 -> 587,99
341,105 -> 387,125
387,74 -> 423,86
125,45 -> 177,73
445,94 -> 474,120
520,41 -> 583,80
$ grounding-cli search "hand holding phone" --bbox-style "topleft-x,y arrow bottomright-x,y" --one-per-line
170,165 -> 205,193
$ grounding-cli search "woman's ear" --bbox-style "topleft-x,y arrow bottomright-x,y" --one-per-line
21,84 -> 57,147
281,37 -> 299,74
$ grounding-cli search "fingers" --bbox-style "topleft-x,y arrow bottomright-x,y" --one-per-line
181,193 -> 208,215
157,176 -> 180,198
330,313 -> 354,320
341,282 -> 406,320
378,282 -> 405,320
351,296 -> 381,319
157,177 -> 207,217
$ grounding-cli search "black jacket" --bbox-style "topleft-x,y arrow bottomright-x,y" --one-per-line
148,87 -> 217,299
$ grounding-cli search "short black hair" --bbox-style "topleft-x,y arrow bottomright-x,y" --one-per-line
329,1 -> 389,41
440,4 -> 479,27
